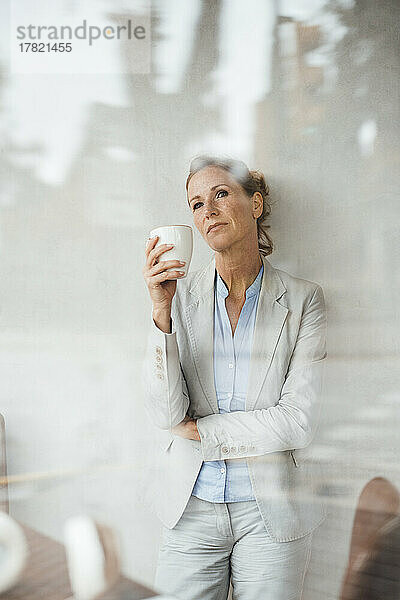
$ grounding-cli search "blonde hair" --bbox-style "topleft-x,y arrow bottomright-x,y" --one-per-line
186,154 -> 273,256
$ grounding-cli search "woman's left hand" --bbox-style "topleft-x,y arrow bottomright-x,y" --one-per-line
171,416 -> 201,441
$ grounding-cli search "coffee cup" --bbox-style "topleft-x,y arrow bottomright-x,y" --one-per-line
148,225 -> 193,278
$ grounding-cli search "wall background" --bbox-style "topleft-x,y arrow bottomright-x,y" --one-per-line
0,1 -> 399,598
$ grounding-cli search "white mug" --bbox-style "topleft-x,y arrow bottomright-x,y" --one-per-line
148,225 -> 193,278
0,513 -> 28,594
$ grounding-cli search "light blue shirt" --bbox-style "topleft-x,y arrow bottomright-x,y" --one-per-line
191,262 -> 264,503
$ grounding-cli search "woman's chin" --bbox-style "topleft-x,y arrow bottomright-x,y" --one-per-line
208,241 -> 232,252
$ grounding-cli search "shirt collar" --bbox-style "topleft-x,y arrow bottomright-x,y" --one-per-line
216,262 -> 264,300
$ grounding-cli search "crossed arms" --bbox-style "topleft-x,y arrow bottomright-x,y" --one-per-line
142,284 -> 327,461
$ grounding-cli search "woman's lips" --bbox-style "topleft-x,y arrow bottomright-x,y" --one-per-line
208,223 -> 226,233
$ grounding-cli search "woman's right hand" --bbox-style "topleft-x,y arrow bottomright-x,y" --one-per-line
142,235 -> 186,314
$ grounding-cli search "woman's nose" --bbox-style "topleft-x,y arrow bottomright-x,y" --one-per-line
204,201 -> 218,217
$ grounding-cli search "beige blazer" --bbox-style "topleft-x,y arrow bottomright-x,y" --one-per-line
142,253 -> 328,542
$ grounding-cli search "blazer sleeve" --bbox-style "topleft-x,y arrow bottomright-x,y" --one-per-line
196,284 -> 328,461
141,311 -> 190,430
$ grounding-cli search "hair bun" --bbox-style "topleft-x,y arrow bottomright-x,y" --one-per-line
249,170 -> 270,197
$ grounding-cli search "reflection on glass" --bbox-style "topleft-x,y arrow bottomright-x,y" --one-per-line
0,0 -> 397,597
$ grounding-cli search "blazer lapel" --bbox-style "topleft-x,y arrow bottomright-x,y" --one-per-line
185,256 -> 219,415
246,257 -> 288,411
185,254 -> 288,416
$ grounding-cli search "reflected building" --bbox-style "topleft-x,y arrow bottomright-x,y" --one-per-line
119,0 -> 222,228
254,1 -> 399,357
255,16 -> 325,170
0,0 -> 222,333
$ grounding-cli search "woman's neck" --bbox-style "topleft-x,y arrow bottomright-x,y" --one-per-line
215,250 -> 263,300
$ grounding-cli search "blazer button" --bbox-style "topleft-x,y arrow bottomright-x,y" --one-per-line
156,373 -> 164,380
156,346 -> 162,354
230,446 -> 238,454
238,445 -> 247,453
221,445 -> 230,454
156,355 -> 162,363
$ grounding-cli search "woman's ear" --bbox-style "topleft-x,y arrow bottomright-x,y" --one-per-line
253,192 -> 263,219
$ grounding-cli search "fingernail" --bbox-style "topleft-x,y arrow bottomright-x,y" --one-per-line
179,261 -> 186,265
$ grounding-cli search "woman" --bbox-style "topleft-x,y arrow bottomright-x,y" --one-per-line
142,155 -> 327,600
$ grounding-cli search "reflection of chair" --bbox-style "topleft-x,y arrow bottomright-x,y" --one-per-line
340,477 -> 400,600
64,516 -> 120,600
0,413 -> 9,513
64,517 -> 159,600
342,515 -> 400,600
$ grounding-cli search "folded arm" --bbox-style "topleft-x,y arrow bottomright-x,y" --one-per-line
141,312 -> 190,430
196,284 -> 327,461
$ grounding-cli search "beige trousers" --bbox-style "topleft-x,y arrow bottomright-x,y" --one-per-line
154,495 -> 313,600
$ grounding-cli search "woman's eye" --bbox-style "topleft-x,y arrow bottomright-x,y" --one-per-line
193,190 -> 227,211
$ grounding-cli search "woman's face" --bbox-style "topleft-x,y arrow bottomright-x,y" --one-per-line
187,165 -> 262,252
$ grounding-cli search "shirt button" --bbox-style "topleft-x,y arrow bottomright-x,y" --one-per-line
220,468 -> 225,474
228,363 -> 234,369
